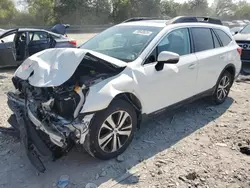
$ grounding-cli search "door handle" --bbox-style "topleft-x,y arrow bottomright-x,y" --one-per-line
188,64 -> 196,69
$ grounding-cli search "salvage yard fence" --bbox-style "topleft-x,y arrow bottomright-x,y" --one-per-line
1,24 -> 114,33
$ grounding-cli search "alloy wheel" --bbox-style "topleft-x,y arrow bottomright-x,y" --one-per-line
98,110 -> 132,153
217,75 -> 230,100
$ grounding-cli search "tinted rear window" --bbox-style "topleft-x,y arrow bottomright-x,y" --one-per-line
211,30 -> 221,48
214,29 -> 232,46
191,28 -> 214,52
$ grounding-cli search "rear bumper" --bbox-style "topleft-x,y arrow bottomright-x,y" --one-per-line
241,49 -> 250,63
241,60 -> 250,63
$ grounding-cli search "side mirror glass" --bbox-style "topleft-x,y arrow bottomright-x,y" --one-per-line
155,51 -> 180,71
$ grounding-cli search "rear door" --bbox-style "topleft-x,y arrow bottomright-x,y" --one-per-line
28,31 -> 50,56
0,30 -> 18,67
191,27 -> 226,93
213,28 -> 240,74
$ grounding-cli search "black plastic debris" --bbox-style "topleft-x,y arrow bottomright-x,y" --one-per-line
240,145 -> 250,156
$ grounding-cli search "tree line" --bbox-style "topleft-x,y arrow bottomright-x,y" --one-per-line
1,0 -> 250,26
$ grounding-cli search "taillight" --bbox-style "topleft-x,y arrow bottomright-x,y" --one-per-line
69,40 -> 77,46
237,47 -> 242,56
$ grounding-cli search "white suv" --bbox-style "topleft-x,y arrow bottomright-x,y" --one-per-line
8,16 -> 242,172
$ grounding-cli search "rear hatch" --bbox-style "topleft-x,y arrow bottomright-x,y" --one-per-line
50,24 -> 69,35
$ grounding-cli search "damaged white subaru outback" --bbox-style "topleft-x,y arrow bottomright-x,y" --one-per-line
7,16 -> 242,172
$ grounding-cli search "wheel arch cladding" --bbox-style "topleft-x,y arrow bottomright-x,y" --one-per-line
218,64 -> 236,83
212,64 -> 236,94
224,64 -> 236,78
112,92 -> 143,128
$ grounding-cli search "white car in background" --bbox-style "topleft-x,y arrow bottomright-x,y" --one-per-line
7,16 -> 242,172
231,26 -> 243,35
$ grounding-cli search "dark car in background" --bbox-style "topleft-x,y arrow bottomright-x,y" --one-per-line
234,24 -> 250,74
0,26 -> 76,68
234,24 -> 250,63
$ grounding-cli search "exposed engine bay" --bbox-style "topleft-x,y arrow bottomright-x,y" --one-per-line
7,51 -> 126,172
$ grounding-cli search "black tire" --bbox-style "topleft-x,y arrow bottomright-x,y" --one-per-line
211,70 -> 233,105
83,99 -> 137,160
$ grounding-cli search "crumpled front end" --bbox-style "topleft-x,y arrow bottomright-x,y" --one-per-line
7,48 -> 126,172
7,79 -> 95,172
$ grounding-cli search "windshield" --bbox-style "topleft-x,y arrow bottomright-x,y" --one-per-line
240,24 -> 250,33
80,25 -> 163,62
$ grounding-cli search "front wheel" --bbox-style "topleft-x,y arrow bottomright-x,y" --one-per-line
83,99 -> 137,160
211,70 -> 233,105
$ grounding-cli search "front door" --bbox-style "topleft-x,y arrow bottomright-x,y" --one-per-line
0,31 -> 18,67
28,31 -> 50,56
136,28 -> 199,114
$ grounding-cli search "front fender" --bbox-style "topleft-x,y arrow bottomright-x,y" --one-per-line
80,71 -> 141,114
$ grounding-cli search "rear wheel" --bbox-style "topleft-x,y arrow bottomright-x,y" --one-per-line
211,70 -> 233,105
83,99 -> 137,160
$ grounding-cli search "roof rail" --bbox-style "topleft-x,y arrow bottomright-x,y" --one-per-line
168,16 -> 223,25
123,17 -> 163,23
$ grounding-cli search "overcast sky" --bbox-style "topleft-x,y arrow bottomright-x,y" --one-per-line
174,0 -> 250,6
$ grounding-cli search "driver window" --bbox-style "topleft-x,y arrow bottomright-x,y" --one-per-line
1,34 -> 15,43
158,28 -> 190,56
145,28 -> 191,64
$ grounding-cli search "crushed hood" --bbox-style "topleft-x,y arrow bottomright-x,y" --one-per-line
14,48 -> 127,87
234,33 -> 250,41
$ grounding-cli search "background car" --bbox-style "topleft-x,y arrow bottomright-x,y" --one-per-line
243,20 -> 250,24
231,26 -> 243,35
0,27 -> 77,68
234,23 -> 250,74
232,20 -> 247,26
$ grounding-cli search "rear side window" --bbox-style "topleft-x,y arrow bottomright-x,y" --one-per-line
211,30 -> 221,48
214,29 -> 232,46
191,28 -> 214,52
30,31 -> 48,41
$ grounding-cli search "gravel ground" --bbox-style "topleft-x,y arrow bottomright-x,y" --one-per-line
0,35 -> 250,188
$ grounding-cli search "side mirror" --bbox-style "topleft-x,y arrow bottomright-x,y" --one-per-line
155,51 -> 180,71
235,31 -> 239,35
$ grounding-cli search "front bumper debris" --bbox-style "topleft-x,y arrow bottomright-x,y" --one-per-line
7,92 -> 74,173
